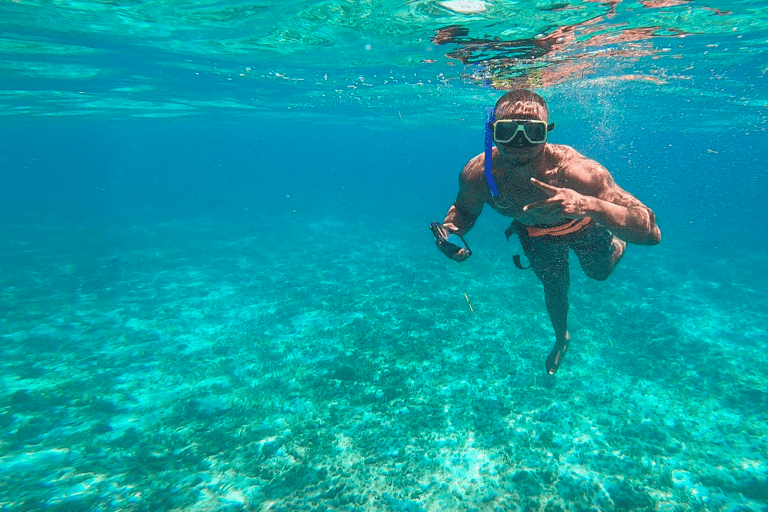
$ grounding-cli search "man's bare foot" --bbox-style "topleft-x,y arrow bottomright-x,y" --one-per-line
546,334 -> 570,375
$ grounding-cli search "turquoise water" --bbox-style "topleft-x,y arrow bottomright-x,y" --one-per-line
1,1 -> 767,511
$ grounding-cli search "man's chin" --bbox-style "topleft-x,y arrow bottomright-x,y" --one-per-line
503,153 -> 535,166
501,147 -> 542,166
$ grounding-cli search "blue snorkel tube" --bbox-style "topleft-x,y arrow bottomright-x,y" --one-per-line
486,106 -> 531,270
484,107 -> 500,198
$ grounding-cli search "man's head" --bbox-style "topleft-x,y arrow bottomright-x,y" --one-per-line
494,89 -> 549,122
492,89 -> 551,165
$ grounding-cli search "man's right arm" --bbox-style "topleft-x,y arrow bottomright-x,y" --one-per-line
442,159 -> 485,236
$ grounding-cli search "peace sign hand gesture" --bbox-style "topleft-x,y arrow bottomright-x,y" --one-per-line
522,178 -> 592,219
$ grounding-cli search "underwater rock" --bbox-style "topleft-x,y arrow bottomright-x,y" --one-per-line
605,478 -> 654,509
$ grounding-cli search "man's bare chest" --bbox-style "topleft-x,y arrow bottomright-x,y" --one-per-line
487,176 -> 570,225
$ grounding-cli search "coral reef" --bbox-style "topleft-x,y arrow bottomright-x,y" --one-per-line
1,216 -> 766,511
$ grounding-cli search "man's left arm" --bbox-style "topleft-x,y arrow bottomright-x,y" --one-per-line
585,165 -> 661,246
525,164 -> 661,246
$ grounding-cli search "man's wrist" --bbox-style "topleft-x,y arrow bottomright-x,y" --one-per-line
585,196 -> 609,223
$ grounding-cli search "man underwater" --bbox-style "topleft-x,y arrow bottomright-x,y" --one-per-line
431,89 -> 661,374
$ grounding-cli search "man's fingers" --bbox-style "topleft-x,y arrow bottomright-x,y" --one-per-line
453,249 -> 470,262
522,198 -> 551,212
529,177 -> 559,196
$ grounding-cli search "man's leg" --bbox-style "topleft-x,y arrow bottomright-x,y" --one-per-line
517,230 -> 571,374
573,223 -> 626,281
539,271 -> 571,375
540,271 -> 570,343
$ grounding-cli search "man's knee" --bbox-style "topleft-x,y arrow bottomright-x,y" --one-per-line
537,269 -> 570,292
581,238 -> 625,281
584,266 -> 613,281
582,257 -> 618,281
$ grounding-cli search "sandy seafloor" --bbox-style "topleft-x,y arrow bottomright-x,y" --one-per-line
1,213 -> 767,512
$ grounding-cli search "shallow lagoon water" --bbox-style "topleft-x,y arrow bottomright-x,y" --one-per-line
1,0 -> 767,510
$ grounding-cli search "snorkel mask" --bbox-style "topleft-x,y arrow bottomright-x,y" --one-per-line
429,222 -> 471,258
484,107 -> 555,197
492,119 -> 553,144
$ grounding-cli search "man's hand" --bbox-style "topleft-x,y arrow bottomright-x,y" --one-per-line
430,222 -> 472,262
523,178 -> 591,219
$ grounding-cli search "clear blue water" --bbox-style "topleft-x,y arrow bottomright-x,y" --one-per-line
1,1 -> 767,511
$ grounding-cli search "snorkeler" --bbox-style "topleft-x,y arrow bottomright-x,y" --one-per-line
432,89 -> 661,375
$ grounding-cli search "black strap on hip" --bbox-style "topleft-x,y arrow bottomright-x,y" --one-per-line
513,254 -> 531,270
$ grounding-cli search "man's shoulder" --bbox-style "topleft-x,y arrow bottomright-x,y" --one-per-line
548,144 -> 610,192
457,152 -> 493,201
549,143 -> 591,163
461,152 -> 487,181
548,144 -> 605,175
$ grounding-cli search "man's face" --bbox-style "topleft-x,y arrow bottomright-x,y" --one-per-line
495,100 -> 548,166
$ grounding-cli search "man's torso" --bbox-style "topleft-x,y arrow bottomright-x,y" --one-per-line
478,143 -> 591,227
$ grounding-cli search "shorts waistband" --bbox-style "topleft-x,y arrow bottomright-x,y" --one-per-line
525,217 -> 594,238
